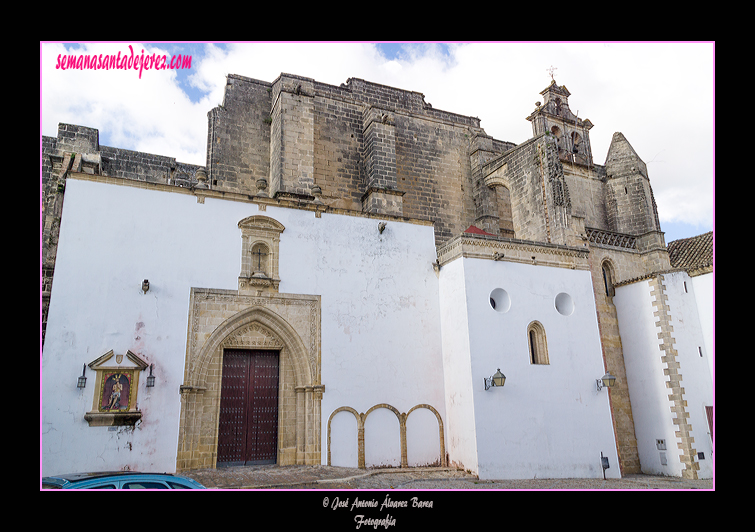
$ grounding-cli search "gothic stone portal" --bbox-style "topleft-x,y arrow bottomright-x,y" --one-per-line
176,288 -> 322,471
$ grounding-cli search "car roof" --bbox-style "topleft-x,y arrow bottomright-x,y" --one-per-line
47,471 -> 177,482
42,471 -> 204,488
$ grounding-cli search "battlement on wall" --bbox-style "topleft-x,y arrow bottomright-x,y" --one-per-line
43,123 -> 205,188
244,72 -> 484,130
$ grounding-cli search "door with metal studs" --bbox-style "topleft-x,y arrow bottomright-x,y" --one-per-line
217,350 -> 280,466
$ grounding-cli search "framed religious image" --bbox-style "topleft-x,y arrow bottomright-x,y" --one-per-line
84,350 -> 148,427
99,371 -> 135,412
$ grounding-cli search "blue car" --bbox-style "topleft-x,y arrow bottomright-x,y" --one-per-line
42,471 -> 206,489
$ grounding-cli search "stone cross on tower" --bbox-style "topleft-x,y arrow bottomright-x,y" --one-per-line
547,65 -> 557,81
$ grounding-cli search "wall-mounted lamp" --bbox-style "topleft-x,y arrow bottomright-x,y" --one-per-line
142,279 -> 150,294
77,363 -> 87,389
484,369 -> 506,391
146,364 -> 155,387
378,222 -> 386,234
596,372 -> 616,392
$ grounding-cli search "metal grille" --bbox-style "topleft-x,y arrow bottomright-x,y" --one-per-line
217,350 -> 279,465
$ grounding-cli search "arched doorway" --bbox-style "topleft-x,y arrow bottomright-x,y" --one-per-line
176,288 -> 322,471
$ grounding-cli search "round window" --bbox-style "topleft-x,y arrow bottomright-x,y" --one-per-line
489,288 -> 511,313
555,292 -> 574,316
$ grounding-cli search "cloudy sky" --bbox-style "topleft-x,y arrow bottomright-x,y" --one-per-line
40,42 -> 714,244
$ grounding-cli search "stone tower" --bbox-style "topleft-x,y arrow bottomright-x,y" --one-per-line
527,80 -> 594,167
604,132 -> 661,236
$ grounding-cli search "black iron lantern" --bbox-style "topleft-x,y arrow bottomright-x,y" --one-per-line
146,364 -> 155,388
77,364 -> 87,389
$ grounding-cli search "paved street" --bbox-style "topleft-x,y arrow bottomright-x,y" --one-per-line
183,465 -> 713,490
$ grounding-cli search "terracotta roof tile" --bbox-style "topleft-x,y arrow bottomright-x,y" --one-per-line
667,231 -> 713,273
464,225 -> 495,236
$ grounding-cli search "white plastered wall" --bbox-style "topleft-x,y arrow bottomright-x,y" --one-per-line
42,178 -> 446,475
613,273 -> 713,478
439,256 -> 620,479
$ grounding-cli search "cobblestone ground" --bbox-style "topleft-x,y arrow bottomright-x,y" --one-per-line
183,465 -> 713,490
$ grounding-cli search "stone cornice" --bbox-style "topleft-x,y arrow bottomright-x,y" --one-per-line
437,233 -> 590,270
66,172 -> 433,227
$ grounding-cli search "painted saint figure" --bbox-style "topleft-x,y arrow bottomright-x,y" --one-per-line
102,373 -> 129,411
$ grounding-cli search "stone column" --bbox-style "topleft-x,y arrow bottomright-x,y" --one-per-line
295,386 -> 306,464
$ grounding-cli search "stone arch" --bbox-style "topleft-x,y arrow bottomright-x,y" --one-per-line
192,305 -> 312,390
177,291 -> 321,471
327,406 -> 361,467
483,163 -> 510,190
482,165 -> 515,238
571,131 -> 582,153
551,126 -> 563,153
364,404 -> 403,468
406,404 -> 446,467
327,403 -> 446,469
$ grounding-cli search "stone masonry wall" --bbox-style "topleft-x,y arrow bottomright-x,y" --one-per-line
394,111 -> 478,245
312,91 -> 365,210
209,74 -> 510,247
561,161 -> 609,230
207,75 -> 272,194
481,135 -> 572,245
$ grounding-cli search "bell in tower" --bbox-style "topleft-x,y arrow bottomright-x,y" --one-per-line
527,79 -> 594,167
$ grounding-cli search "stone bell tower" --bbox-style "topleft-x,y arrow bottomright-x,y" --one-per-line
527,80 -> 595,167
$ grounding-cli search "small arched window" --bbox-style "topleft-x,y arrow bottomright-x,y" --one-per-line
551,126 -> 563,152
527,321 -> 549,365
601,260 -> 615,298
571,131 -> 582,154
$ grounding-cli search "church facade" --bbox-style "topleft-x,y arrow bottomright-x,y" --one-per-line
41,73 -> 713,480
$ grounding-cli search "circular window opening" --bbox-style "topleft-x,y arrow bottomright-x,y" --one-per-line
489,288 -> 511,313
555,292 -> 574,316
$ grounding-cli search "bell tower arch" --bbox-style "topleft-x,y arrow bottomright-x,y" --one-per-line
527,80 -> 594,167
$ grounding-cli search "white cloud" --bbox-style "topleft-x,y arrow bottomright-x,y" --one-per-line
41,42 -> 714,232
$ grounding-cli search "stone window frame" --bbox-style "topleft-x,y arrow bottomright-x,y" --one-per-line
527,321 -> 549,365
238,215 -> 285,294
601,258 -> 616,298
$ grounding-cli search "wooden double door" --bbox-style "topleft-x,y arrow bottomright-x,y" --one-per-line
217,349 -> 280,466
